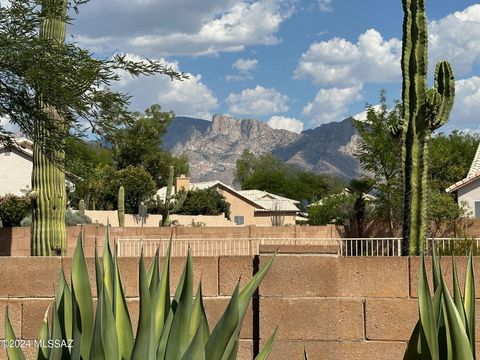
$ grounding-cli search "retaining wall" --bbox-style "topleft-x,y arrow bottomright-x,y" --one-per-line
2,250 -> 480,359
0,225 -> 343,257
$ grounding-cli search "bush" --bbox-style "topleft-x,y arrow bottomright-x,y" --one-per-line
65,209 -> 92,226
176,188 -> 231,219
308,192 -> 354,226
20,209 -> 92,227
0,194 -> 30,227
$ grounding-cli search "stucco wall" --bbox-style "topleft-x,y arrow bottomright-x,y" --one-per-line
2,252 -> 480,360
0,148 -> 32,196
458,178 -> 480,217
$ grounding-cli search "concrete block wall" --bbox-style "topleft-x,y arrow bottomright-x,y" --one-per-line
0,225 -> 344,257
4,253 -> 478,359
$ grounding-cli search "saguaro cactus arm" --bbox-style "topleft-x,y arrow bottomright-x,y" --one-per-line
118,186 -> 125,227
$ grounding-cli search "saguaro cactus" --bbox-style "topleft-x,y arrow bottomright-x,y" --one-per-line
400,0 -> 455,255
117,186 -> 125,227
31,0 -> 68,256
158,166 -> 187,226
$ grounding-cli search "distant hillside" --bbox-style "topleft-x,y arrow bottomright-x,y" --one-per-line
164,114 -> 367,186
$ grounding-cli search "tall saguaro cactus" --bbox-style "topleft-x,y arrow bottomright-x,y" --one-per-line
400,0 -> 455,255
31,0 -> 68,256
158,166 -> 187,226
118,186 -> 125,227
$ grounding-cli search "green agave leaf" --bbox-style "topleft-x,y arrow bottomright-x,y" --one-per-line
440,269 -> 474,360
151,242 -> 172,358
165,251 -> 194,359
451,257 -> 467,330
222,255 -> 276,359
431,241 -> 442,292
418,255 -> 439,360
304,347 -> 309,360
103,228 -> 115,306
55,270 -> 73,344
147,248 -> 160,299
190,282 -> 210,346
131,250 -> 152,360
90,284 -> 106,360
180,322 -> 206,360
3,307 -> 26,360
464,248 -> 476,355
155,235 -> 177,360
205,283 -> 240,360
239,255 -> 275,322
254,326 -> 278,360
113,247 -> 134,360
94,241 -> 103,299
101,285 -> 119,360
224,339 -> 239,360
36,306 -> 50,360
49,301 -> 65,360
71,232 -> 94,360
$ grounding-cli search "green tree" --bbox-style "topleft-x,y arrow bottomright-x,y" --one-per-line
347,178 -> 375,237
176,188 -> 231,219
429,131 -> 479,191
353,91 -> 402,235
236,151 -> 344,205
102,166 -> 157,213
308,192 -> 354,226
65,137 -> 114,208
0,1 -> 186,255
112,104 -> 188,187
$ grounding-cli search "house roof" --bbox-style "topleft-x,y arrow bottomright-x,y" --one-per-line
0,138 -> 33,157
446,143 -> 480,193
156,181 -> 301,213
238,190 -> 300,212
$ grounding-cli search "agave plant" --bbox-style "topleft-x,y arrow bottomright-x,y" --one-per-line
404,246 -> 476,359
4,229 -> 277,359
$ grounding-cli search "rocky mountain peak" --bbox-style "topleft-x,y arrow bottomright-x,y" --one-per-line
164,115 -> 366,185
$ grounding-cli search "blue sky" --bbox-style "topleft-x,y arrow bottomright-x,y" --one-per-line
70,0 -> 480,133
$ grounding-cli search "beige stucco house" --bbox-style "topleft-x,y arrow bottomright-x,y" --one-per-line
0,138 -> 74,197
156,175 -> 301,226
0,138 -> 34,196
446,143 -> 480,217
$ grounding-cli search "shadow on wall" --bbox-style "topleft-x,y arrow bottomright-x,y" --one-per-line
0,227 -> 13,255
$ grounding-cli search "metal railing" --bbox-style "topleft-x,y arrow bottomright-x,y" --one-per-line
116,237 -> 338,257
115,237 -> 480,257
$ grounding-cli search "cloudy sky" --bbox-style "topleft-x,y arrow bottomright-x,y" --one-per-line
69,0 -> 480,133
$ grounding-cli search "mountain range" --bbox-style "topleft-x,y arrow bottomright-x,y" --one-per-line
163,114 -> 366,186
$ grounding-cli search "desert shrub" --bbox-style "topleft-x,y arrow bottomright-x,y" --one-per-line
65,209 -> 92,226
0,194 -> 30,227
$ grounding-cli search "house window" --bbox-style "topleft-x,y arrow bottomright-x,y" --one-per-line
234,216 -> 244,225
475,202 -> 480,218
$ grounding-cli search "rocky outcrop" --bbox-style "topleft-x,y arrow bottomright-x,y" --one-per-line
164,115 -> 366,185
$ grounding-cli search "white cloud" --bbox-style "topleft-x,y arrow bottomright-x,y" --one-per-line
429,5 -> 480,76
116,54 -> 218,120
318,0 -> 332,12
302,86 -> 362,126
227,58 -> 259,81
294,29 -> 401,87
267,116 -> 304,133
226,85 -> 289,117
233,58 -> 259,72
449,76 -> 480,130
352,105 -> 382,122
74,0 -> 296,57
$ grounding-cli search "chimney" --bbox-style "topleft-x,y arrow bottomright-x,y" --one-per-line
175,174 -> 190,192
